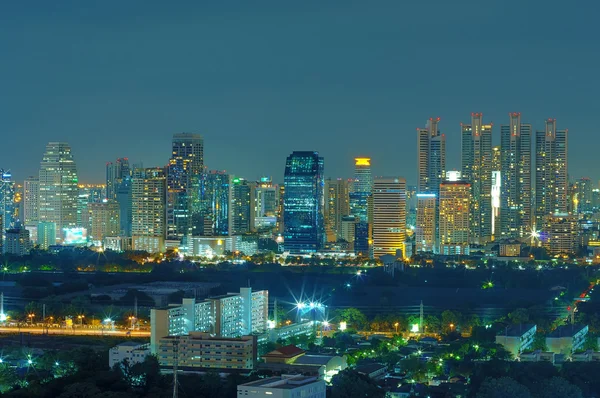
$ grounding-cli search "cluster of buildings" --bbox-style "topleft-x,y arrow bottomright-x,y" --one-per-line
0,113 -> 597,259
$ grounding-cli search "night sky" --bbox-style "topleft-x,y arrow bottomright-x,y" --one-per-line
2,1 -> 598,185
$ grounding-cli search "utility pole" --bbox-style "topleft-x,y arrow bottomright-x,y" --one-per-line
419,301 -> 424,333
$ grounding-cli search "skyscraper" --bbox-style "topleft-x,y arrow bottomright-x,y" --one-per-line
353,158 -> 373,193
372,177 -> 406,259
461,113 -> 493,243
417,118 -> 446,196
491,146 -> 501,240
88,200 -> 121,245
230,177 -> 253,235
575,177 -> 593,214
325,178 -> 350,241
252,177 -> 279,232
38,142 -> 79,241
415,194 -> 436,253
167,133 -> 204,240
439,180 -> 471,255
132,168 -> 166,253
283,151 -> 324,254
535,119 -> 568,227
199,170 -> 231,236
500,113 -> 532,239
23,176 -> 39,240
106,158 -> 130,200
0,170 -> 15,232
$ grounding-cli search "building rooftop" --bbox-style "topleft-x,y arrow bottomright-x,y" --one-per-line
497,324 -> 536,337
116,341 -> 146,347
264,345 -> 305,358
239,375 -> 320,390
548,324 -> 588,338
356,363 -> 387,375
293,354 -> 335,366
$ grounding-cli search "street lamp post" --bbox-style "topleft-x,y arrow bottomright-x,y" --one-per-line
78,315 -> 85,327
28,313 -> 34,325
394,322 -> 399,334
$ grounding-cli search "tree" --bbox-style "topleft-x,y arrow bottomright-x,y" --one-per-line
531,333 -> 548,351
534,376 -> 582,398
508,308 -> 530,324
330,369 -> 386,398
477,377 -> 531,398
337,308 -> 367,330
441,310 -> 460,333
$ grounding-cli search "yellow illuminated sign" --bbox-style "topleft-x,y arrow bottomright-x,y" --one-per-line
355,158 -> 371,166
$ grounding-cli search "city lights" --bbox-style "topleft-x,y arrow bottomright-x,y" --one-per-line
339,321 -> 347,331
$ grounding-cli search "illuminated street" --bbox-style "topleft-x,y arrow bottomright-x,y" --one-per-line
0,326 -> 149,337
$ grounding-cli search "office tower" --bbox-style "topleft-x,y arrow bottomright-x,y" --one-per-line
88,201 -> 121,244
132,168 -> 166,253
535,119 -> 568,226
415,194 -> 436,253
575,178 -> 593,214
283,151 -> 325,254
354,221 -> 369,256
230,177 -> 254,235
439,180 -> 471,255
0,170 -> 15,233
38,142 -> 79,241
417,117 -> 446,196
340,215 -> 357,248
372,177 -> 406,259
198,171 -> 231,236
325,178 -> 350,241
23,177 -> 39,228
37,222 -> 56,250
542,213 -> 578,255
491,146 -> 501,240
277,185 -> 285,233
106,158 -> 130,200
116,177 -> 132,236
500,113 -> 532,239
253,177 -> 279,232
167,133 -> 204,241
353,157 -> 373,193
4,228 -> 32,256
461,113 -> 493,243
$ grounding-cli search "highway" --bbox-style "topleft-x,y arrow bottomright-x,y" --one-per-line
0,327 -> 150,337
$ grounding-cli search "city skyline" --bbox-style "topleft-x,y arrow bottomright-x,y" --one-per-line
2,1 -> 598,183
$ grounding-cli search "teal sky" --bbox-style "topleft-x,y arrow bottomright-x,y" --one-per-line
1,1 -> 598,184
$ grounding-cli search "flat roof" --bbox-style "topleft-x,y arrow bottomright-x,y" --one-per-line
239,376 -> 320,389
548,324 -> 587,338
293,355 -> 336,366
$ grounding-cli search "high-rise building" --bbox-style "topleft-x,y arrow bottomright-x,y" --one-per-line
37,222 -> 56,250
542,213 -> 578,256
4,228 -> 32,256
415,194 -> 436,253
353,158 -> 373,194
116,177 -> 132,236
253,177 -> 279,232
230,177 -> 254,235
372,177 -> 406,259
500,113 -> 532,239
167,133 -> 204,241
439,180 -> 471,255
0,170 -> 16,234
461,113 -> 493,243
535,119 -> 568,227
88,201 -> 121,245
131,168 -> 166,253
417,118 -> 446,196
106,158 -> 130,200
575,178 -> 593,214
38,142 -> 79,241
23,177 -> 39,228
283,151 -> 325,254
198,171 -> 231,236
325,178 -> 350,241
491,146 -> 501,240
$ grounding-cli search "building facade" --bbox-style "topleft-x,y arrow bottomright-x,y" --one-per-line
131,168 -> 166,253
372,177 -> 406,259
283,152 -> 325,254
237,375 -> 326,398
325,178 -> 350,241
439,181 -> 471,255
417,118 -> 446,196
542,213 -> 578,256
4,228 -> 32,256
415,194 -> 436,253
88,201 -> 121,245
23,176 -> 39,229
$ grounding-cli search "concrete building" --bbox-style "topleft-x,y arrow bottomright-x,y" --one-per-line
340,216 -> 357,248
158,332 -> 256,372
498,239 -> 522,257
150,287 -> 268,353
415,194 -> 436,253
237,375 -> 325,398
88,200 -> 120,245
103,236 -> 132,252
108,342 -> 150,369
417,117 -> 446,197
185,235 -> 258,257
542,213 -> 579,256
546,324 -> 588,356
4,228 -> 32,256
23,177 -> 39,229
325,178 -> 350,241
372,177 -> 406,259
491,146 -> 501,240
495,324 -> 536,358
500,113 -> 532,239
461,113 -> 493,243
38,142 -> 79,241
37,222 -> 56,250
439,181 -> 471,255
132,168 -> 166,253
230,177 -> 255,235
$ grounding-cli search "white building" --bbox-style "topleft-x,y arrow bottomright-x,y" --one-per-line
108,342 -> 150,369
237,375 -> 326,398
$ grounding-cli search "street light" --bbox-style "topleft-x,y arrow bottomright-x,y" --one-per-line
394,322 -> 399,334
77,315 -> 85,327
27,313 -> 35,325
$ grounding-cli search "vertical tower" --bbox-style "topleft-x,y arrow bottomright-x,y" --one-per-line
230,177 -> 253,235
167,133 -> 204,241
417,118 -> 445,196
132,168 -> 166,253
461,113 -> 493,243
199,171 -> 231,236
23,176 -> 39,230
253,177 -> 279,232
283,151 -> 325,254
325,178 -> 350,241
575,178 -> 593,214
535,119 -> 568,226
88,201 -> 121,244
415,194 -> 437,253
38,142 -> 79,241
372,177 -> 406,259
353,158 -> 373,194
0,170 -> 15,232
491,146 -> 501,240
500,113 -> 532,239
439,180 -> 471,255
106,158 -> 130,200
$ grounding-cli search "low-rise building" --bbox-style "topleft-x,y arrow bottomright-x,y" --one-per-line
546,324 -> 588,355
158,332 -> 256,372
495,324 -> 537,358
519,350 -> 555,364
4,229 -> 32,256
237,375 -> 326,398
355,363 -> 388,380
108,342 -> 150,369
498,239 -> 522,257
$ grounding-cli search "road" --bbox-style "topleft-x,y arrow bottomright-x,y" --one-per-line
0,327 -> 150,337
